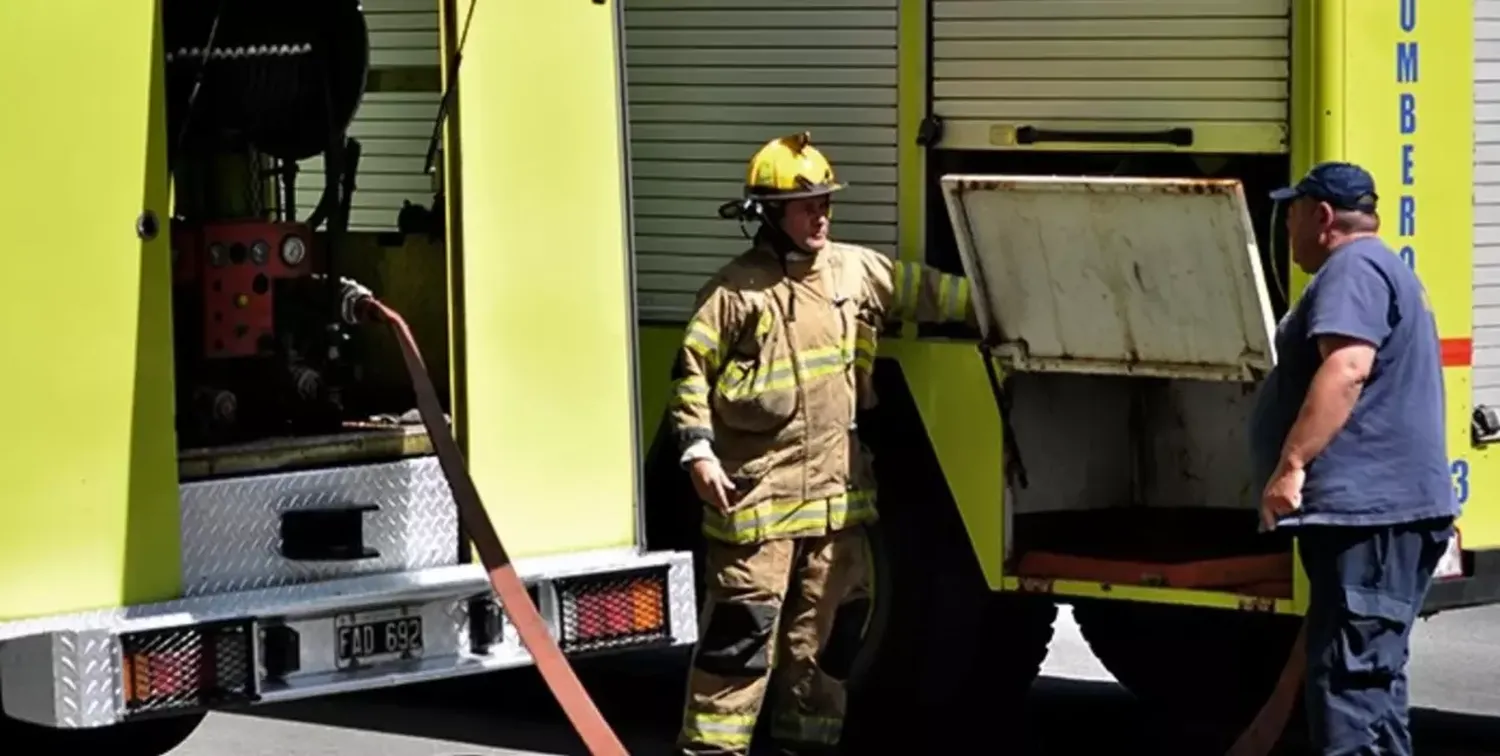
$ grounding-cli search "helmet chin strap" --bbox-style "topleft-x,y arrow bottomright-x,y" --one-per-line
756,202 -> 817,257
751,204 -> 813,322
717,195 -> 825,259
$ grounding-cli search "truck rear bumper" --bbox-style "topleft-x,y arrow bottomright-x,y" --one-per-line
0,548 -> 697,729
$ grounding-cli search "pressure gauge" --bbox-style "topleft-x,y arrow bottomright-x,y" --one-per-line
281,235 -> 307,266
208,243 -> 227,267
250,239 -> 270,266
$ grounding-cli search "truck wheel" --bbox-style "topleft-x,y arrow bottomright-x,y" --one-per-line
841,573 -> 1057,754
836,363 -> 1060,753
1073,599 -> 1303,753
1,709 -> 205,756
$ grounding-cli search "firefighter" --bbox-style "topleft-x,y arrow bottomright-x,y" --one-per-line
669,132 -> 977,756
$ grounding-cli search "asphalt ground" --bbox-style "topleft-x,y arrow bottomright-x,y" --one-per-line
172,603 -> 1500,755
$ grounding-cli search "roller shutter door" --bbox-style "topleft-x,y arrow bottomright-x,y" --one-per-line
1476,1 -> 1500,405
930,0 -> 1291,153
296,0 -> 441,231
623,0 -> 900,323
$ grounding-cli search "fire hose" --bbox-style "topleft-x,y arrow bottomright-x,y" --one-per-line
342,276 -> 1308,756
343,283 -> 629,756
1226,625 -> 1306,756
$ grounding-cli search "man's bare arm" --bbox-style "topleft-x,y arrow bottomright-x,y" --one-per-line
1278,335 -> 1377,471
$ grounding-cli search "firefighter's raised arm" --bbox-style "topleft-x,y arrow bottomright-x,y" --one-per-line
668,278 -> 745,461
868,252 -> 977,327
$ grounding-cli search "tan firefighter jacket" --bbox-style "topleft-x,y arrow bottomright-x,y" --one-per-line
669,238 -> 976,544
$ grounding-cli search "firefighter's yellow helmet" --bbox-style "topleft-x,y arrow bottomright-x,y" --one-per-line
743,131 -> 845,201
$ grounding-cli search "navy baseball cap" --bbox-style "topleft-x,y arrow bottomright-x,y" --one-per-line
1269,161 -> 1379,212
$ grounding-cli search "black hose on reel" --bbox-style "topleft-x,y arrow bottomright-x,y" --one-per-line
162,0 -> 369,163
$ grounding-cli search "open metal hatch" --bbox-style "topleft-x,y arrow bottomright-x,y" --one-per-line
940,175 -> 1278,383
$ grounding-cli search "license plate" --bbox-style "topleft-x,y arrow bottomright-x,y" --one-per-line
334,606 -> 424,668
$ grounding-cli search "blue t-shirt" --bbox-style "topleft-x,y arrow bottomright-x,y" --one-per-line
1248,237 -> 1458,527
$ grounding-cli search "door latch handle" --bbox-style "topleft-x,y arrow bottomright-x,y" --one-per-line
279,504 -> 381,561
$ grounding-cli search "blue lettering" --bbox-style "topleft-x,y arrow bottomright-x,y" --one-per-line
1399,196 -> 1417,236
1452,459 -> 1470,505
1400,0 -> 1418,33
1396,8 -> 1419,274
1397,42 -> 1420,82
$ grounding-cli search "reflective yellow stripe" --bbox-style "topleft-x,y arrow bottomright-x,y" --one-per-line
702,490 -> 878,544
755,308 -> 775,341
938,273 -> 969,322
854,335 -> 877,372
953,276 -> 972,321
892,260 -> 921,320
681,711 -> 756,747
671,375 -> 709,408
684,319 -> 722,368
716,345 -> 847,401
770,713 -> 844,745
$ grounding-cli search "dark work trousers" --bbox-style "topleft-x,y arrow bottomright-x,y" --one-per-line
1298,516 -> 1455,756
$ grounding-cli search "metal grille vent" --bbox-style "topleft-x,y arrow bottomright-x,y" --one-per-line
120,620 -> 257,716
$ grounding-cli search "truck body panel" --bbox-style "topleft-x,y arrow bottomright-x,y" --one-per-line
0,0 -> 699,733
1305,0 -> 1482,565
629,0 -> 1493,610
622,0 -> 901,323
0,0 -> 183,618
446,0 -> 641,558
929,0 -> 1292,154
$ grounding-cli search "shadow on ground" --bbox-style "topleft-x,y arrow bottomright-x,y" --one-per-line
238,649 -> 1500,755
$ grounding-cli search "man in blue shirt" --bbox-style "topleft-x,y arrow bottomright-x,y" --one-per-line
1251,162 -> 1460,755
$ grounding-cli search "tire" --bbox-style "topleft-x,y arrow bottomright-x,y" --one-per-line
1073,599 -> 1303,754
0,708 -> 205,756
838,364 -> 1058,754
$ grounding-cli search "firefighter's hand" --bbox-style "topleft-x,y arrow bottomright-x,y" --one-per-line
1260,462 -> 1305,531
689,458 -> 737,514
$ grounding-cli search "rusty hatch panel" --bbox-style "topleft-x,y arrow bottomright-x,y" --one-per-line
939,174 -> 1277,382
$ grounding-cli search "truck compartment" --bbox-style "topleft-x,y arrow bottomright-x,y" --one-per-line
934,152 -> 1294,598
1005,372 -> 1294,597
164,0 -> 451,474
155,0 -> 463,595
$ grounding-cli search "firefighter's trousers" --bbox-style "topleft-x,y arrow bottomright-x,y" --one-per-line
677,526 -> 870,755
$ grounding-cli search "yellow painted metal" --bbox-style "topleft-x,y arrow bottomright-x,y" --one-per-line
636,326 -> 679,454
884,340 -> 1008,588
1328,1 -> 1483,547
443,0 -> 637,557
1275,0 -> 1478,613
999,578 -> 1299,616
893,0 -> 1007,588
0,0 -> 182,619
437,0 -> 466,438
1282,0 -> 1325,614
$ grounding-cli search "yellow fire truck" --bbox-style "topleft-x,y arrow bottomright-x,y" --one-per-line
2,0 -> 1496,753
0,0 -> 699,753
625,0 -> 1491,751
